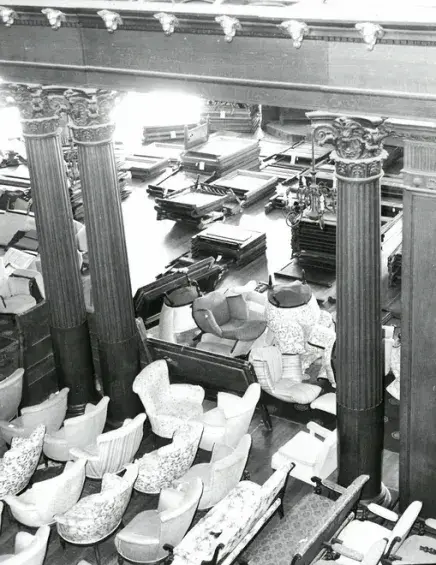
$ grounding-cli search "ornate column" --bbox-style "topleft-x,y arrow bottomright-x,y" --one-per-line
4,84 -> 95,414
65,88 -> 141,425
311,114 -> 390,501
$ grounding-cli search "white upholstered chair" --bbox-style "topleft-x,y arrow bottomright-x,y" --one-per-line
134,421 -> 203,494
331,500 -> 423,565
69,412 -> 146,478
0,368 -> 24,422
4,458 -> 86,527
133,360 -> 204,439
55,464 -> 139,565
0,501 -> 3,531
115,477 -> 203,564
271,422 -> 338,484
197,384 -> 261,451
43,396 -> 109,462
0,425 -> 45,499
179,433 -> 252,510
0,387 -> 69,444
0,525 -> 50,565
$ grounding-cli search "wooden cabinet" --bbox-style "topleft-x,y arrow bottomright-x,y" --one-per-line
400,186 -> 436,517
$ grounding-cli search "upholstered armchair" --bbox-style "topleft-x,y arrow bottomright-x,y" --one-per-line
69,413 -> 146,479
0,387 -> 69,444
158,283 -> 201,345
133,360 -> 204,439
197,384 -> 261,451
0,525 -> 50,565
0,368 -> 24,422
4,458 -> 86,527
179,433 -> 252,510
249,345 -> 322,405
271,422 -> 338,484
43,396 -> 109,462
115,478 -> 203,564
0,425 -> 45,499
134,421 -> 203,494
330,500 -> 423,565
55,464 -> 139,565
192,284 -> 267,342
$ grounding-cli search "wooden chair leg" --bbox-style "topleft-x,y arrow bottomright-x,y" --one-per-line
94,544 -> 102,565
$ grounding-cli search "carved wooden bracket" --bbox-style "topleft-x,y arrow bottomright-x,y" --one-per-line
0,6 -> 17,26
41,8 -> 66,30
97,10 -> 123,33
154,13 -> 179,36
355,22 -> 385,51
278,20 -> 309,49
215,15 -> 241,43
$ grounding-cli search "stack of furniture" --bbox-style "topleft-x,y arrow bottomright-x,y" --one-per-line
147,168 -> 213,198
208,169 -> 279,207
201,102 -> 261,133
191,223 -> 267,267
143,123 -> 198,143
123,151 -> 169,180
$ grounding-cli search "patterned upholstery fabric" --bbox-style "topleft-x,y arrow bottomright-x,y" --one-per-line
0,425 -> 45,499
133,360 -> 205,439
55,464 -> 138,545
134,421 -> 203,494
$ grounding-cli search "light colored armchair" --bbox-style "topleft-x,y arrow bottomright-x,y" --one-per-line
330,500 -> 423,565
179,433 -> 252,510
55,464 -> 139,565
133,360 -> 204,439
4,458 -> 86,527
197,384 -> 261,451
0,368 -> 24,422
69,413 -> 146,478
115,477 -> 203,564
134,421 -> 203,494
0,425 -> 45,499
0,387 -> 69,444
0,525 -> 50,565
43,396 -> 109,462
271,422 -> 338,484
0,501 -> 3,531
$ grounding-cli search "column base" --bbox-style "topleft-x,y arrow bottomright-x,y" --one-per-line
66,402 -> 88,417
360,482 -> 392,509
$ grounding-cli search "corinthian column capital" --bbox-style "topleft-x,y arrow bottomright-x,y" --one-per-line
3,84 -> 69,136
64,89 -> 119,144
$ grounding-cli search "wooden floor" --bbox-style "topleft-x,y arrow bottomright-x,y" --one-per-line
0,170 -> 400,563
0,405 -> 399,565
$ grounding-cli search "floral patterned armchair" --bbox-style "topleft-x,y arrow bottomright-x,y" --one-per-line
55,464 -> 138,565
133,360 -> 204,439
0,525 -> 50,565
0,387 -> 69,444
0,424 -> 45,499
178,434 -> 252,510
4,458 -> 86,528
0,368 -> 24,422
70,413 -> 146,479
134,421 -> 203,494
115,477 -> 203,564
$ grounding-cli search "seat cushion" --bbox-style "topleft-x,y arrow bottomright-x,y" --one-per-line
272,431 -> 322,469
396,535 -> 436,562
336,520 -> 390,565
310,393 -> 337,415
274,381 -> 321,404
181,463 -> 211,487
117,509 -> 161,544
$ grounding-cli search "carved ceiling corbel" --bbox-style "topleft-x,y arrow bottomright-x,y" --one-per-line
41,8 -> 66,30
0,6 -> 17,26
278,20 -> 309,49
97,10 -> 123,33
154,13 -> 179,36
215,15 -> 241,43
355,22 -> 385,51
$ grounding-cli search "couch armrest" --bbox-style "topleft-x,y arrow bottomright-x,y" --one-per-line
307,421 -> 331,439
170,383 -> 205,405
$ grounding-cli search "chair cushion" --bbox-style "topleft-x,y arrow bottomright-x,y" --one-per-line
310,393 -> 337,415
274,381 -> 321,404
272,431 -> 321,469
396,535 -> 436,562
181,463 -> 212,487
117,509 -> 161,544
202,408 -> 227,428
336,520 -> 390,565
226,294 -> 249,320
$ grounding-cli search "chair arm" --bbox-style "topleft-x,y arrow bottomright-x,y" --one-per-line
426,518 -> 436,532
307,421 -> 331,439
311,477 -> 347,496
170,383 -> 205,404
69,446 -> 100,462
330,543 -> 364,562
367,503 -> 398,522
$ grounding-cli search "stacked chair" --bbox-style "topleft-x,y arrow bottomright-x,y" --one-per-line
0,525 -> 50,565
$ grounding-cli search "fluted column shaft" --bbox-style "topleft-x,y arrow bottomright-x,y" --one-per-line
335,154 -> 384,498
9,85 -> 95,413
67,89 -> 140,424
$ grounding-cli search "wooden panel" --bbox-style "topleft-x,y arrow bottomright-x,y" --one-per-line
400,186 -> 436,517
